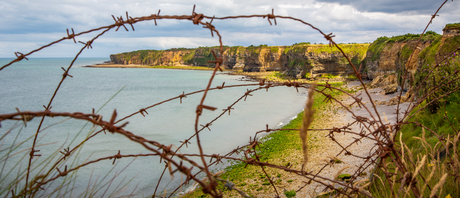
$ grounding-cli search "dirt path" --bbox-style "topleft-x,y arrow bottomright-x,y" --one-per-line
295,81 -> 410,197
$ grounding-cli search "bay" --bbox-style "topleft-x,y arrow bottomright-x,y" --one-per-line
0,58 -> 307,197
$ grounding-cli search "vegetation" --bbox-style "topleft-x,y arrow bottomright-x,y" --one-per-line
401,93 -> 460,151
148,65 -> 215,70
284,190 -> 296,198
368,46 -> 460,198
416,39 -> 460,111
321,73 -> 340,79
367,31 -> 442,62
444,22 -> 460,30
227,46 -> 242,55
270,46 -> 279,53
367,36 -> 391,61
417,36 -> 444,68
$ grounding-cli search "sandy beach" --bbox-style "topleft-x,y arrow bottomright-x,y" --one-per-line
83,63 -> 151,68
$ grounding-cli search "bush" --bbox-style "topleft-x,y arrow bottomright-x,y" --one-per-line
284,190 -> 296,198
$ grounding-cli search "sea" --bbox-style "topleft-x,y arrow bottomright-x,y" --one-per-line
0,58 -> 307,197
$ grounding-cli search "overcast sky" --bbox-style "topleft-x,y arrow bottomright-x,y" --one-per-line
1,0 -> 459,58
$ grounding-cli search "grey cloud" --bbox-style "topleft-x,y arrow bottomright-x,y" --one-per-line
314,0 -> 456,14
1,0 -> 459,57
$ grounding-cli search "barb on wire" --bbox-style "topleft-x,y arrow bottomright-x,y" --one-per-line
66,28 -> 77,43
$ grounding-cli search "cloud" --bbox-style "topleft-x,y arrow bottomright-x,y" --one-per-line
0,0 -> 459,57
314,0 -> 453,14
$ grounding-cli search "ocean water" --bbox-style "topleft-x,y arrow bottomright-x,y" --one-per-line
0,58 -> 307,197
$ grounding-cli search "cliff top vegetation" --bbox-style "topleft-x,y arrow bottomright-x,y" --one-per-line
367,31 -> 442,61
115,43 -> 369,55
444,22 -> 460,30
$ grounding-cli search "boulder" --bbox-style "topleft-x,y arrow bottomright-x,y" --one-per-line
369,76 -> 383,88
368,74 -> 397,88
382,83 -> 398,94
389,96 -> 401,105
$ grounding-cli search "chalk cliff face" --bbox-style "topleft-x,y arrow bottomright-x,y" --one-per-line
364,22 -> 460,90
110,44 -> 369,78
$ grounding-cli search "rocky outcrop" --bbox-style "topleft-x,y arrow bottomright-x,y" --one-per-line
368,74 -> 397,89
364,22 -> 460,93
362,22 -> 460,107
377,88 -> 415,106
110,44 -> 369,78
367,74 -> 398,95
382,84 -> 398,95
364,35 -> 436,82
443,23 -> 460,38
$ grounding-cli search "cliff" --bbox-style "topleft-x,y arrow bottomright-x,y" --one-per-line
364,32 -> 440,80
364,22 -> 460,90
110,22 -> 459,84
110,43 -> 369,78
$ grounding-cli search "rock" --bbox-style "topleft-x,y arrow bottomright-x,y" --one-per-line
406,88 -> 415,101
380,88 -> 415,106
382,83 -> 398,94
368,74 -> 397,88
368,75 -> 383,88
400,87 -> 415,102
387,96 -> 400,105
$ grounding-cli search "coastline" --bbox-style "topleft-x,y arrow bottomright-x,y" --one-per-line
182,81 -> 350,197
85,61 -> 403,197
83,62 -> 217,71
84,62 -> 357,84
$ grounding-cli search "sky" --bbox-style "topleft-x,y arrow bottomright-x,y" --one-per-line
1,0 -> 459,58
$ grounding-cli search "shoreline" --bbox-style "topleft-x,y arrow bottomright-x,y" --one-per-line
183,81 -> 350,197
183,80 -> 408,197
86,61 -> 398,197
84,62 -> 359,84
83,62 -> 218,71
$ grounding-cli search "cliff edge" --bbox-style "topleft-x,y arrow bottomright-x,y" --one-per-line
364,22 -> 460,92
110,43 -> 369,79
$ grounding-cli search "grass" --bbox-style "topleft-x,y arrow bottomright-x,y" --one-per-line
260,71 -> 289,81
444,22 -> 460,30
417,36 -> 444,68
367,31 -> 442,62
284,190 -> 296,198
416,47 -> 460,112
321,73 -> 340,79
147,65 -> 216,70
400,92 -> 460,152
367,52 -> 460,198
270,46 -> 280,53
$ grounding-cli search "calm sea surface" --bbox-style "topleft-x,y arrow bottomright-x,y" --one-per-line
0,58 -> 307,197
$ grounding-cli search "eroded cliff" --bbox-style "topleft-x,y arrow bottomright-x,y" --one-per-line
364,22 -> 460,90
110,43 -> 369,78
109,22 -> 459,84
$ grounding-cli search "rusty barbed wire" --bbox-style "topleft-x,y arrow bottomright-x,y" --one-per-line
1,1 -> 459,197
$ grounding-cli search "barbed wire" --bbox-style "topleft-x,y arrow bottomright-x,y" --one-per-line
1,1 -> 459,197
